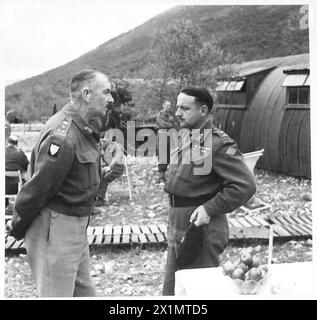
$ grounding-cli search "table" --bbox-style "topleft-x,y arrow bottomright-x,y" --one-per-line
175,261 -> 313,297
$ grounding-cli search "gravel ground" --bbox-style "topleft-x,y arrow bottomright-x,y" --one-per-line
4,156 -> 312,298
5,239 -> 312,298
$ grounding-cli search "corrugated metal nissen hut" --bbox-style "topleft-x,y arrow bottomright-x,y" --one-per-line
213,53 -> 310,178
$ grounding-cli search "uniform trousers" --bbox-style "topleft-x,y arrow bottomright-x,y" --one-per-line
24,207 -> 95,297
162,205 -> 229,295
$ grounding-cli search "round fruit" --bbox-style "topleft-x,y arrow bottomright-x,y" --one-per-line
259,264 -> 268,273
222,261 -> 236,276
247,267 -> 262,281
240,252 -> 253,267
231,268 -> 245,281
252,256 -> 261,267
238,262 -> 249,273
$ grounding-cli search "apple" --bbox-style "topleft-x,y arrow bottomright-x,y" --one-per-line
247,267 -> 262,281
252,256 -> 261,268
240,252 -> 253,267
237,262 -> 249,273
259,264 -> 268,273
231,267 -> 245,281
222,261 -> 236,276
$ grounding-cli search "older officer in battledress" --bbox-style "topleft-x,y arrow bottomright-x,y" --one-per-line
10,69 -> 114,297
162,87 -> 256,295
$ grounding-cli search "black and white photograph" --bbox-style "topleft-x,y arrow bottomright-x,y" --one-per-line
1,0 -> 315,300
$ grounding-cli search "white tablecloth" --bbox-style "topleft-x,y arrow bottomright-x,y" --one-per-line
175,261 -> 313,298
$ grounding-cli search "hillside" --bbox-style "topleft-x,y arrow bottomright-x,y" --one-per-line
5,5 -> 309,120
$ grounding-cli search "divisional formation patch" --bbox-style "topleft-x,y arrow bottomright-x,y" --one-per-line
48,143 -> 61,157
225,146 -> 237,156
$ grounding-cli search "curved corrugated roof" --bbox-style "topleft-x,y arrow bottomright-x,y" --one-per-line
236,53 -> 309,75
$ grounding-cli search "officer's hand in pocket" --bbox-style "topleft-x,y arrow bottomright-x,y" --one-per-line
190,205 -> 210,227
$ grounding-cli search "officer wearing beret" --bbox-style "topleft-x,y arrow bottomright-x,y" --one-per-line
9,69 -> 114,297
162,87 -> 256,295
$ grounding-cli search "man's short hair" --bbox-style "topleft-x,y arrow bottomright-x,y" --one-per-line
180,87 -> 213,111
8,135 -> 18,145
70,69 -> 98,94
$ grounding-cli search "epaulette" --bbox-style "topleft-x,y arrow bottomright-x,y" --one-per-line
55,116 -> 72,136
212,127 -> 230,139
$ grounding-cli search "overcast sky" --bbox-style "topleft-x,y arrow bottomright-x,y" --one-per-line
0,0 -> 177,85
0,0 -> 315,85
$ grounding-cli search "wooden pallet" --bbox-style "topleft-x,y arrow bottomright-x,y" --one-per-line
4,212 -> 312,250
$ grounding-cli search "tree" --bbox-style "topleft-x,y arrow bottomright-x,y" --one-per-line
143,19 -> 239,111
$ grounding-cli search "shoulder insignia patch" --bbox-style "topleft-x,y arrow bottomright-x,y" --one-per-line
225,146 -> 237,156
48,143 -> 61,157
212,128 -> 228,138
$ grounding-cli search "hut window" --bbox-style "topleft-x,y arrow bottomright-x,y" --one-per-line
282,74 -> 308,87
216,79 -> 246,108
286,87 -> 310,106
283,72 -> 310,108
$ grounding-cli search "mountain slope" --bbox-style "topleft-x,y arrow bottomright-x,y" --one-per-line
5,5 -> 309,120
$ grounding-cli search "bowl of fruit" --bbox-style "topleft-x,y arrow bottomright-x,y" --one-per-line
222,252 -> 269,295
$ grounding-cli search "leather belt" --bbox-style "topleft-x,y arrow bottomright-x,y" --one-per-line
47,198 -> 92,217
169,194 -> 212,207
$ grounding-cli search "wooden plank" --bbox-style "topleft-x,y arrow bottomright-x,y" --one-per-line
282,214 -> 299,226
158,224 -> 168,233
303,213 -> 312,222
139,225 -> 151,234
284,215 -> 311,235
243,227 -> 269,239
148,225 -> 160,234
290,215 -> 312,232
277,223 -> 301,237
131,225 -> 142,234
113,226 -> 122,235
243,215 -> 262,227
289,222 -> 311,235
236,217 -> 253,228
131,234 -> 139,243
227,219 -> 235,228
252,216 -> 270,227
271,224 -> 291,237
11,239 -> 24,249
283,222 -> 307,236
95,235 -> 103,245
229,227 -> 245,239
138,233 -> 147,244
5,236 -> 16,249
155,232 -> 165,243
297,214 -> 312,226
274,216 -> 302,236
104,235 -> 112,244
146,233 -> 157,243
87,226 -> 94,236
94,226 -> 104,235
113,234 -> 121,244
122,225 -> 131,235
104,224 -> 113,235
228,218 -> 243,228
88,234 -> 95,244
122,234 -> 130,244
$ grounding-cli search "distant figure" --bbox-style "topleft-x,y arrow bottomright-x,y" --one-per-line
5,109 -> 18,144
94,139 -> 125,207
155,100 -> 179,183
5,117 -> 11,145
5,135 -> 29,207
